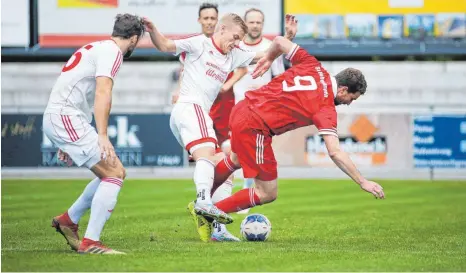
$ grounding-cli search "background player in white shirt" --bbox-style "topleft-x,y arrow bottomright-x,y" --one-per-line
43,14 -> 144,254
144,14 -> 297,241
233,8 -> 286,214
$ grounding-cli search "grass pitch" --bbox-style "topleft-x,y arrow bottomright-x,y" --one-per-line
2,178 -> 466,271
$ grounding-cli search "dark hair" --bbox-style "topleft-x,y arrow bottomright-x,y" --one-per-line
244,8 -> 265,22
335,68 -> 367,94
198,2 -> 218,17
112,13 -> 145,39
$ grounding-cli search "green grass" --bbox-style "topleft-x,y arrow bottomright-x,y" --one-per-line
2,178 -> 466,272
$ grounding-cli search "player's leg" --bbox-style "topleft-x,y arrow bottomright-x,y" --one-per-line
52,176 -> 101,251
210,150 -> 240,242
77,158 -> 126,254
171,103 -> 232,241
43,114 -> 125,254
215,127 -> 278,213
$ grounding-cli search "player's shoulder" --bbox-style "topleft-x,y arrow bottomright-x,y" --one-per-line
177,33 -> 206,42
90,40 -> 121,56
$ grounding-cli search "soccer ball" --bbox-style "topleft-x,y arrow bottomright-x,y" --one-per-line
240,213 -> 272,241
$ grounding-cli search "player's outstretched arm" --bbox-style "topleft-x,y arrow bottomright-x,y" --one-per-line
251,36 -> 295,78
221,67 -> 248,93
143,17 -> 176,53
94,77 -> 118,165
322,134 -> 385,199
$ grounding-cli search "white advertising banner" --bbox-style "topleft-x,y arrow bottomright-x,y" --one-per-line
1,0 -> 30,46
38,0 -> 281,47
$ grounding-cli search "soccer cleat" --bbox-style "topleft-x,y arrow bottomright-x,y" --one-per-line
187,201 -> 212,242
51,212 -> 80,251
78,238 -> 125,255
237,208 -> 250,214
211,231 -> 241,242
194,202 -> 233,224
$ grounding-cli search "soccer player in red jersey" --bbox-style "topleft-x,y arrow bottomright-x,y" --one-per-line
211,18 -> 385,214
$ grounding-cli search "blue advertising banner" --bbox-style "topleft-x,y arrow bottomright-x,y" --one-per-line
2,114 -> 184,167
413,115 -> 466,168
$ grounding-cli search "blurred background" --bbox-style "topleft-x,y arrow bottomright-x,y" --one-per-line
2,0 -> 466,180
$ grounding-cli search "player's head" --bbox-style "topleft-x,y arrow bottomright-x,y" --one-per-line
215,13 -> 248,53
198,2 -> 219,37
111,13 -> 145,58
244,8 -> 265,40
334,68 -> 367,106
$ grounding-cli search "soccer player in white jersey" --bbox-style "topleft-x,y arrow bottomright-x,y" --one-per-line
143,13 -> 297,241
171,2 -> 247,242
233,8 -> 286,214
43,14 -> 144,254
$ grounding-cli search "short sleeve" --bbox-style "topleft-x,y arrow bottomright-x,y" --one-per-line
312,108 -> 338,137
231,47 -> 256,69
95,45 -> 123,80
174,34 -> 204,56
285,44 -> 318,66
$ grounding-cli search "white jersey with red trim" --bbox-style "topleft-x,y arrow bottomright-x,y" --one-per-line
44,40 -> 123,123
233,37 -> 285,104
174,35 -> 256,111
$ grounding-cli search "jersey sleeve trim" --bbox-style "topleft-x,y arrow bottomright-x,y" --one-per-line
111,51 -> 123,78
285,43 -> 299,61
318,128 -> 338,137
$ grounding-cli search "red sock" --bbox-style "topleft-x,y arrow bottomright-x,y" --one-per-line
211,156 -> 239,195
215,188 -> 261,213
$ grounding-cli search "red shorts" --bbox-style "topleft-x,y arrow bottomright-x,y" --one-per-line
210,91 -> 234,146
229,100 -> 277,181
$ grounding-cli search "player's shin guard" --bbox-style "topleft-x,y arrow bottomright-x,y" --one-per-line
215,188 -> 261,213
68,177 -> 101,224
194,158 -> 215,205
83,177 -> 123,241
211,156 -> 239,195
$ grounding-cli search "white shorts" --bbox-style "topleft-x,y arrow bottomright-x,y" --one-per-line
42,113 -> 101,168
170,102 -> 217,154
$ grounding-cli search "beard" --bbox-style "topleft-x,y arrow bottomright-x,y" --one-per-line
124,47 -> 135,59
248,31 -> 261,40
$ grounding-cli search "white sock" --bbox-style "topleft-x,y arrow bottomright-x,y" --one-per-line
84,177 -> 123,241
211,179 -> 233,204
211,179 -> 233,235
68,177 -> 101,224
212,220 -> 227,234
244,178 -> 254,189
193,158 -> 214,205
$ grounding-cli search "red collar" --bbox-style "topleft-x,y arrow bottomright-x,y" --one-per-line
243,37 -> 263,46
211,37 -> 226,55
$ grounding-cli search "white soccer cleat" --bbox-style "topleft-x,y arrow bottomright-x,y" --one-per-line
211,231 -> 241,242
194,202 -> 233,224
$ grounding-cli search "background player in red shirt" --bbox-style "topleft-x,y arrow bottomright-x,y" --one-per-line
210,18 -> 385,216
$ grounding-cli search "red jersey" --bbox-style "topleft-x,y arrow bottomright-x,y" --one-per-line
245,44 -> 338,137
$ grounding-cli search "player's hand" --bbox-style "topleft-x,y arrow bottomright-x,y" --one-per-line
251,57 -> 273,79
360,180 -> 385,199
57,149 -> 73,167
284,14 -> 298,41
98,135 -> 117,166
142,17 -> 155,32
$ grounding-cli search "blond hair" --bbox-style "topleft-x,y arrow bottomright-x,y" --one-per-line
218,13 -> 248,35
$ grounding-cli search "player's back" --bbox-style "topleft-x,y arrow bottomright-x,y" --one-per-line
44,40 -> 122,123
245,46 -> 338,136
